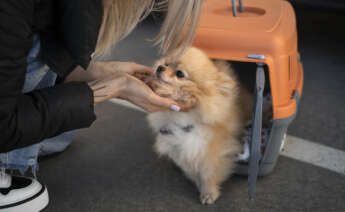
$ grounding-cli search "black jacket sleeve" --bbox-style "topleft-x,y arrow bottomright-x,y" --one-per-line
35,0 -> 78,80
37,0 -> 102,80
39,27 -> 78,81
0,1 -> 96,153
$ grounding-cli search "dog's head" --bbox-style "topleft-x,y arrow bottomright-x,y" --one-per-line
148,47 -> 238,123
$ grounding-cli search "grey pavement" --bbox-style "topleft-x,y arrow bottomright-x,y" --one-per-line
288,10 -> 345,151
38,9 -> 345,212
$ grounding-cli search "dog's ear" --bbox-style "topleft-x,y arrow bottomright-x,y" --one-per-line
212,60 -> 238,96
217,77 -> 237,97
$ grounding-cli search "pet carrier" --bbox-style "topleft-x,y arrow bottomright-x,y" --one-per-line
193,0 -> 304,199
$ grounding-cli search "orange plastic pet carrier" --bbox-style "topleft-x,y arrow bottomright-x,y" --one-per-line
193,0 -> 304,198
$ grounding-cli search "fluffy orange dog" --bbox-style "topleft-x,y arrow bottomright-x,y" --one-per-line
147,47 -> 252,204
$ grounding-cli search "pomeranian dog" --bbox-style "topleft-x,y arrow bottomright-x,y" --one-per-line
146,47 -> 252,204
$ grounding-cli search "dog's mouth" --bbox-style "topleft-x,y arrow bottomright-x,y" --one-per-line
146,76 -> 164,91
147,74 -> 199,109
146,73 -> 181,100
154,71 -> 170,83
147,72 -> 171,89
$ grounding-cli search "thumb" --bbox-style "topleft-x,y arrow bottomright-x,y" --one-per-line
149,93 -> 181,112
131,63 -> 153,74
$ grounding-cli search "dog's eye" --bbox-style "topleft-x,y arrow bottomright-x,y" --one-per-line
165,63 -> 169,66
176,70 -> 185,78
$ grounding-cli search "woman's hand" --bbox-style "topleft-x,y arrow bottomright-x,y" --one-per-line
67,61 -> 183,112
87,73 -> 126,103
65,61 -> 152,83
88,73 -> 181,112
118,74 -> 181,112
96,61 -> 153,81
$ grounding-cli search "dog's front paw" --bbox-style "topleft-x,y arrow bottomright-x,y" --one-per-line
200,189 -> 220,205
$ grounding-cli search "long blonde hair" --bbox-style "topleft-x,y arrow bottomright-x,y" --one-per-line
95,0 -> 203,58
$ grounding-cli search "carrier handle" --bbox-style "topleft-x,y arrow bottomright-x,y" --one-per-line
248,63 -> 265,200
232,0 -> 244,17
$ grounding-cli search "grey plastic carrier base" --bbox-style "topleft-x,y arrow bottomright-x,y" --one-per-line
235,92 -> 300,177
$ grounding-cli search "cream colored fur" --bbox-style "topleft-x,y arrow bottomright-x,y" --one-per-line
147,47 -> 252,204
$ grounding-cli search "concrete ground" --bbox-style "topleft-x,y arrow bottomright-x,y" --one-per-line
39,8 -> 345,212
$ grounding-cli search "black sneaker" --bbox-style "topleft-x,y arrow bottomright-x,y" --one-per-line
0,173 -> 49,212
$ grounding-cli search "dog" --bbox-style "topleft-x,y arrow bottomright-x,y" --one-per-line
146,47 -> 252,204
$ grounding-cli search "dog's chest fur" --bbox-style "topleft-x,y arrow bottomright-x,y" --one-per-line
148,111 -> 212,176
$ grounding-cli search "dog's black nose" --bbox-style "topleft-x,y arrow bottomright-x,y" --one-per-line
156,65 -> 165,74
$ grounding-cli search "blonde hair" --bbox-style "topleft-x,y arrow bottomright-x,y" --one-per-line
95,0 -> 203,58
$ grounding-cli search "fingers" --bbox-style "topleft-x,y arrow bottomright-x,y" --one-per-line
149,93 -> 181,112
125,73 -> 147,84
88,73 -> 127,104
121,74 -> 182,113
131,63 -> 153,74
126,74 -> 182,112
133,72 -> 152,81
130,64 -> 153,81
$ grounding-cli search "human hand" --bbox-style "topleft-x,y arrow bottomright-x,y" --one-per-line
87,73 -> 127,104
88,73 -> 181,112
118,74 -> 181,112
91,61 -> 153,81
65,61 -> 152,83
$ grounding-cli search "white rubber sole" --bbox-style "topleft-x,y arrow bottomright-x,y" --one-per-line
0,185 -> 49,212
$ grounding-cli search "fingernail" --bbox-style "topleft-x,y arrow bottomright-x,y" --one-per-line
170,105 -> 180,112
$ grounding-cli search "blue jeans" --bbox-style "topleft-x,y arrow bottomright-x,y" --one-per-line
0,36 -> 74,175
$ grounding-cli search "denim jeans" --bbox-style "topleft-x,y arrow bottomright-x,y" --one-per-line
0,35 -> 74,175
